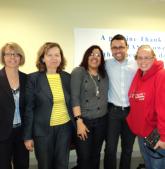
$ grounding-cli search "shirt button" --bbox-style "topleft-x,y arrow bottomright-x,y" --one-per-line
97,107 -> 100,110
86,99 -> 88,102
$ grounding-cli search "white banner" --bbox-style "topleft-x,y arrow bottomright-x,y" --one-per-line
74,28 -> 165,66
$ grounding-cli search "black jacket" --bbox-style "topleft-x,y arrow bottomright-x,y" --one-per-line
23,71 -> 74,140
0,68 -> 27,141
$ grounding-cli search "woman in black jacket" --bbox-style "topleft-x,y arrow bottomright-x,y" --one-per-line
24,42 -> 74,169
0,42 -> 29,169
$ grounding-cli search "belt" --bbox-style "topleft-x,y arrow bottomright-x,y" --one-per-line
13,123 -> 21,128
108,103 -> 130,111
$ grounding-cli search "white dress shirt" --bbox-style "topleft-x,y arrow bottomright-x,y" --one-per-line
105,57 -> 137,107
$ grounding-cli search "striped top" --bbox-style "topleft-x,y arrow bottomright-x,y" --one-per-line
47,74 -> 70,126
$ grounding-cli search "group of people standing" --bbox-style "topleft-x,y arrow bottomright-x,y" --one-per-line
0,34 -> 165,169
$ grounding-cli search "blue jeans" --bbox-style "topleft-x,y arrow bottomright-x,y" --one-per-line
138,137 -> 165,169
76,115 -> 107,169
34,121 -> 72,169
104,104 -> 135,169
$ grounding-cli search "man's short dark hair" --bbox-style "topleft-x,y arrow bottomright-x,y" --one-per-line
111,34 -> 128,46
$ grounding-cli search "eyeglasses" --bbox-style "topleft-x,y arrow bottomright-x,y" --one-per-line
136,57 -> 154,62
90,53 -> 101,57
111,46 -> 126,51
5,53 -> 19,57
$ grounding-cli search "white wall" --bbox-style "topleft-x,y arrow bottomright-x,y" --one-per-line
1,0 -> 165,73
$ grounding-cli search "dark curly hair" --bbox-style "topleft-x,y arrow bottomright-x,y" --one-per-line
80,45 -> 106,78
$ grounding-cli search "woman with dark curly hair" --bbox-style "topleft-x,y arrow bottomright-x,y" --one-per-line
71,45 -> 109,169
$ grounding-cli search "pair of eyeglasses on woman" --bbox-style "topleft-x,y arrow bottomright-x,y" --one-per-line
90,53 -> 101,57
136,56 -> 154,62
5,53 -> 20,57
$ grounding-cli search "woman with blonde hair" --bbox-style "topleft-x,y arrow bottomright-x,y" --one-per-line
0,42 -> 29,169
127,45 -> 165,169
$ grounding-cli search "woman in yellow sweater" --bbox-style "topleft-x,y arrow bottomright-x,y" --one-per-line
23,42 -> 74,169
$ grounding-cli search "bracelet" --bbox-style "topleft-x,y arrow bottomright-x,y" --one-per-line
74,115 -> 82,121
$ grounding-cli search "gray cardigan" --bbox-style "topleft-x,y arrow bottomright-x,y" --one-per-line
71,67 -> 109,119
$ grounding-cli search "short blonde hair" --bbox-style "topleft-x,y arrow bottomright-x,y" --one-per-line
0,42 -> 25,66
135,45 -> 156,60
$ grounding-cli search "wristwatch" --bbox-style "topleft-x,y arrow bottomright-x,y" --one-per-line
74,115 -> 82,121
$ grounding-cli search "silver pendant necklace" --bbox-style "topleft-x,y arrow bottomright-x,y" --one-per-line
89,73 -> 100,97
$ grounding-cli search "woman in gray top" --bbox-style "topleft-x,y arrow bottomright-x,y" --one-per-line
71,45 -> 108,169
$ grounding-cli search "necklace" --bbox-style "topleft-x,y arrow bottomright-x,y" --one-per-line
89,73 -> 100,97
